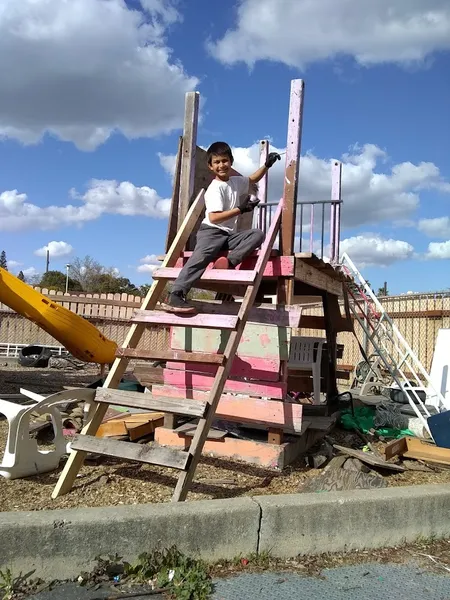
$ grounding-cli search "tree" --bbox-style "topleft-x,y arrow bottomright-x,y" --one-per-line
377,282 -> 389,297
17,270 -> 25,282
96,274 -> 140,295
39,270 -> 81,292
0,250 -> 7,270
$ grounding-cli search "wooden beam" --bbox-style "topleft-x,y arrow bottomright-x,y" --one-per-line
322,292 -> 339,409
178,92 -> 199,224
185,300 -> 302,328
116,347 -> 223,364
132,310 -> 238,330
152,267 -> 257,285
295,258 -> 342,296
279,79 -> 305,303
165,136 -> 183,252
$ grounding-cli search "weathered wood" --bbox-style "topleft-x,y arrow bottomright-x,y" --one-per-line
132,309 -> 238,330
94,388 -> 207,418
322,292 -> 339,406
152,267 -> 257,285
334,444 -> 406,472
52,189 -> 207,499
170,322 -> 291,361
300,469 -> 387,493
161,368 -> 287,399
152,385 -> 304,433
178,92 -> 199,224
116,347 -> 223,364
174,255 -> 294,278
165,135 -> 183,252
174,422 -> 227,440
71,435 -> 189,470
295,259 -> 342,296
186,300 -> 302,328
133,365 -> 164,384
166,355 -> 280,382
173,200 -> 284,501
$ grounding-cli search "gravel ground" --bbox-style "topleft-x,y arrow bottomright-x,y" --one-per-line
2,364 -> 450,513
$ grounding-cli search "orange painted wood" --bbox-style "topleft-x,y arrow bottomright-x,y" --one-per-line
161,369 -> 286,398
174,256 -> 294,278
166,354 -> 280,382
151,385 -> 303,433
132,310 -> 237,329
152,267 -> 257,285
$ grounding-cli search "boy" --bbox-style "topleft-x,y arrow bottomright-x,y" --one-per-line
162,141 -> 281,314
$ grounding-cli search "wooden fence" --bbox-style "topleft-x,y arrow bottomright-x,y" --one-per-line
1,288 -> 449,373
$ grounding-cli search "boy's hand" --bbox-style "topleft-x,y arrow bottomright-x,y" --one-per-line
239,196 -> 260,213
265,152 -> 281,168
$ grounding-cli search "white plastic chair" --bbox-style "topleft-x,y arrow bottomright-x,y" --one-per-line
288,336 -> 327,404
0,388 -> 95,480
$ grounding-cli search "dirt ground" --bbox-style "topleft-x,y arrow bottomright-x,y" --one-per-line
2,363 -> 450,513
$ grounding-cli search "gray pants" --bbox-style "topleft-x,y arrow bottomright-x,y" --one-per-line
172,225 -> 265,295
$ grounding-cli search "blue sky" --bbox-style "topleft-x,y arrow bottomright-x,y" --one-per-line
0,0 -> 449,295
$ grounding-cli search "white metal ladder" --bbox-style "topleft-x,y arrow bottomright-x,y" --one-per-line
340,253 -> 447,434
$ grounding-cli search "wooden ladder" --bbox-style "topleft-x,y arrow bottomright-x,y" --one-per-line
52,190 -> 284,502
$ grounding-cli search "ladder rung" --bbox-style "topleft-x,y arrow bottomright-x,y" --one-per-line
95,388 -> 207,418
132,309 -> 238,330
116,348 -> 224,364
71,435 -> 189,470
152,267 -> 257,285
157,250 -> 279,260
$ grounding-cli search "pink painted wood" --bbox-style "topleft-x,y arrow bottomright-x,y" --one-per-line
173,255 -> 294,278
151,385 -> 303,433
132,310 -> 237,330
152,267 -> 256,284
166,354 -> 281,382
161,369 -> 287,398
187,300 -> 302,328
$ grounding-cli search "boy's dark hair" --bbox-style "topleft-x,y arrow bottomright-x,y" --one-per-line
206,141 -> 234,165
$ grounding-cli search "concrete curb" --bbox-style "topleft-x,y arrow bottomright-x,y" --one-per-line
1,485 -> 450,579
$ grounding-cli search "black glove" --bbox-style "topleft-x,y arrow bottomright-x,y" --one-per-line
238,196 -> 260,214
265,152 -> 281,168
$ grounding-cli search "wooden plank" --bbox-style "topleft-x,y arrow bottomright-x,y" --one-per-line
322,292 -> 339,405
152,267 -> 257,285
334,444 -> 406,472
94,388 -> 207,418
174,255 -> 294,278
170,322 -> 291,361
161,368 -> 287,399
173,199 -> 285,501
178,92 -> 199,223
52,189 -> 207,499
133,365 -> 164,384
385,437 -> 450,466
165,135 -> 183,252
131,310 -> 238,330
126,419 -> 164,441
152,385 -> 304,433
187,300 -> 302,328
115,347 -> 223,364
174,422 -> 227,440
166,355 -> 280,382
295,259 -> 342,296
70,435 -> 189,470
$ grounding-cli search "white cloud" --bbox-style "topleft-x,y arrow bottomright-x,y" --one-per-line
34,241 -> 73,258
0,180 -> 171,232
137,253 -> 161,273
425,241 -> 450,260
340,234 -> 414,267
8,260 -> 22,268
418,216 -> 450,238
208,0 -> 450,69
160,142 -> 449,230
0,0 -> 198,150
22,267 -> 39,279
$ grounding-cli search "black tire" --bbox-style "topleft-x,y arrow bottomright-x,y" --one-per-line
18,345 -> 53,368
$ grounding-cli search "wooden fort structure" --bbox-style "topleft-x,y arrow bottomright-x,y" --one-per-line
52,79 -> 354,502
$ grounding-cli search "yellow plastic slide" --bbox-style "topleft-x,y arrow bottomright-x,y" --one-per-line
0,267 -> 117,364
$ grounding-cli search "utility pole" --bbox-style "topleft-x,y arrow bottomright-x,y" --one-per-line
65,264 -> 71,293
46,250 -> 50,273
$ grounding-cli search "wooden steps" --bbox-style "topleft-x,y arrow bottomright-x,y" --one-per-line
71,435 -> 190,469
152,267 -> 257,285
115,348 -> 224,364
95,388 -> 207,418
131,309 -> 238,329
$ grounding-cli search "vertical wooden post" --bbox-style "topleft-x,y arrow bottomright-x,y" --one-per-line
178,92 -> 200,224
257,139 -> 269,231
330,161 -> 342,264
279,79 -> 305,304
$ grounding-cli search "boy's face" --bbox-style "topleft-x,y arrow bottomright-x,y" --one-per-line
208,153 -> 231,180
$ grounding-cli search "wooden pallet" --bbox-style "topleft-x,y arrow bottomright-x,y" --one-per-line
52,191 -> 284,502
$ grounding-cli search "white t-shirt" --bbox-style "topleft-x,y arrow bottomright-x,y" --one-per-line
202,176 -> 250,233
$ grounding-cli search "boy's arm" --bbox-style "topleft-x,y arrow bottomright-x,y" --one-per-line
248,152 -> 281,187
206,186 -> 242,225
